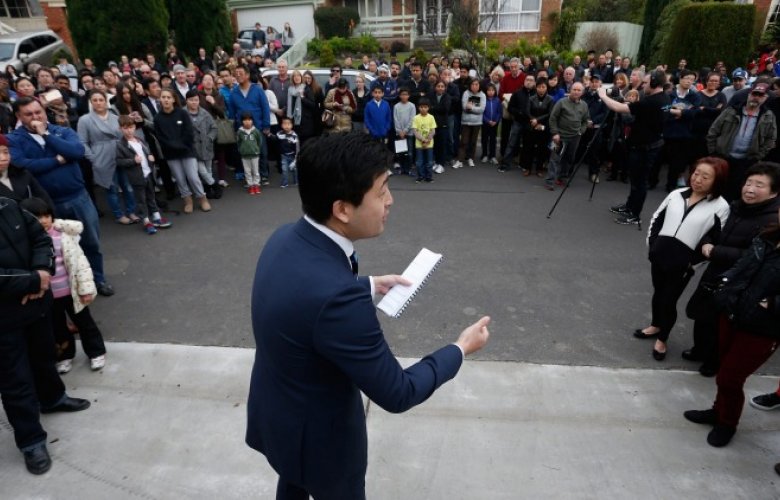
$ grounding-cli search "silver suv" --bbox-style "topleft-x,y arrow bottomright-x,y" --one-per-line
0,30 -> 71,73
260,68 -> 376,90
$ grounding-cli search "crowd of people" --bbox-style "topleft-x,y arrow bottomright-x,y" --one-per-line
2,32 -> 780,477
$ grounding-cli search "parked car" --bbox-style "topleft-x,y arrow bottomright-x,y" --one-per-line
0,30 -> 71,74
260,68 -> 376,90
237,26 -> 280,52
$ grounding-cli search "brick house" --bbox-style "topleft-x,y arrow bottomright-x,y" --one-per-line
323,0 -> 562,49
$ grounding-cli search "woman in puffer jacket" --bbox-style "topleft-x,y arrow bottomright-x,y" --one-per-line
684,205 -> 780,448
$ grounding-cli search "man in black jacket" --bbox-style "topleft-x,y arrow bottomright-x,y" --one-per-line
499,74 -> 536,173
0,196 -> 90,475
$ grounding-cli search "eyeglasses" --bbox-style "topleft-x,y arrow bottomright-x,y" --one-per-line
751,91 -> 765,96
331,69 -> 341,73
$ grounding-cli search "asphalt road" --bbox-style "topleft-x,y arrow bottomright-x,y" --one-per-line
88,162 -> 780,375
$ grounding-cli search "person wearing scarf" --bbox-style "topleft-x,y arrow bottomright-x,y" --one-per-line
324,78 -> 356,133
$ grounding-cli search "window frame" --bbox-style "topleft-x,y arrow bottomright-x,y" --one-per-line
478,0 -> 542,33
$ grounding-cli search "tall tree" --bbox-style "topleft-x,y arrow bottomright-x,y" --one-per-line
638,0 -> 674,62
167,0 -> 233,60
66,0 -> 169,67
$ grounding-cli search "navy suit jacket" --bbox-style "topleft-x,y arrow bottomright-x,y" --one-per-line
246,218 -> 463,489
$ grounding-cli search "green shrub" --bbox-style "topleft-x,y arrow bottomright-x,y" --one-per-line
390,40 -> 407,56
649,0 -> 691,66
662,3 -> 755,71
355,34 -> 380,55
306,34 -> 379,58
319,41 -> 336,67
314,6 -> 360,39
638,0 -> 675,62
307,37 -> 324,56
67,0 -> 168,67
549,7 -> 582,53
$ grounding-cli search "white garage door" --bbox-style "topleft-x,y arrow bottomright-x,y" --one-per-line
237,5 -> 315,41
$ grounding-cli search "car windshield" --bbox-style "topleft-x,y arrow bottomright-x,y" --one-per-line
0,42 -> 15,61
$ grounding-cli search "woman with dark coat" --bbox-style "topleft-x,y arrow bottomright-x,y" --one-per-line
684,206 -> 780,447
684,162 -> 780,375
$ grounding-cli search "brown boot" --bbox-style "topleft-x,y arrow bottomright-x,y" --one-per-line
198,196 -> 211,212
183,195 -> 193,214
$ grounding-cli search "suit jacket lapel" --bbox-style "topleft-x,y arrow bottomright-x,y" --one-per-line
293,218 -> 352,275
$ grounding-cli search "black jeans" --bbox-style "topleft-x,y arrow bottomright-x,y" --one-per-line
626,144 -> 662,218
52,296 -> 106,361
0,296 -> 65,450
650,261 -> 694,343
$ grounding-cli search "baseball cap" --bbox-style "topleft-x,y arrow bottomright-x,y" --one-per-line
732,68 -> 747,80
752,82 -> 770,94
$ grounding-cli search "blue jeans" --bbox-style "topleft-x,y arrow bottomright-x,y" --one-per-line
280,154 -> 297,186
416,147 -> 433,180
53,190 -> 105,284
106,169 -> 137,219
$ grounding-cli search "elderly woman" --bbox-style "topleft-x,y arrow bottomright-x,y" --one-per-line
323,77 -> 355,133
635,157 -> 730,360
481,65 -> 504,95
684,200 -> 780,447
683,163 -> 780,376
77,90 -> 137,224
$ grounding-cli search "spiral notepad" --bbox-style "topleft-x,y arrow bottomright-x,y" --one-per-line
377,248 -> 443,318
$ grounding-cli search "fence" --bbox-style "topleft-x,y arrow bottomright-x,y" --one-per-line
354,14 -> 417,47
282,32 -> 310,68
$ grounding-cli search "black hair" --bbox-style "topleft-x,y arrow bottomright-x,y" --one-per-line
280,115 -> 293,125
398,86 -> 410,95
241,111 -> 253,121
19,197 -> 53,218
298,131 -> 392,224
55,74 -> 69,83
745,162 -> 780,193
679,69 -> 697,80
418,97 -> 430,107
12,95 -> 38,114
185,88 -> 200,99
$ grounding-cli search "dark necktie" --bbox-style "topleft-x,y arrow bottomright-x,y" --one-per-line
349,252 -> 358,276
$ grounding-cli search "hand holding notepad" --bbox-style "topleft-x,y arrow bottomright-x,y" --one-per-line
377,248 -> 443,318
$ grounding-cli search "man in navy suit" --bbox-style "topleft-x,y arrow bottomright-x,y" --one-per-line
247,132 -> 490,499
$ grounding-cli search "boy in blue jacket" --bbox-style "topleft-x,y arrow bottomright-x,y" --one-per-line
364,86 -> 392,142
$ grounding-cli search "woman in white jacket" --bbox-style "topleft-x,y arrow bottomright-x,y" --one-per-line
634,157 -> 730,361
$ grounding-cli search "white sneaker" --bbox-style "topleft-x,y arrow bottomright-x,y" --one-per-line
468,159 -> 475,167
434,164 -> 444,174
490,157 -> 499,165
218,180 -> 229,187
90,355 -> 105,371
393,162 -> 401,170
56,359 -> 72,374
451,160 -> 463,169
481,156 -> 489,163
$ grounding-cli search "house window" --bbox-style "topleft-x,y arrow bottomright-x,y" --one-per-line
0,0 -> 32,18
479,0 -> 541,33
769,0 -> 780,25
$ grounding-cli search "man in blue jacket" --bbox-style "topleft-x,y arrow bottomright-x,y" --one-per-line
8,97 -> 114,296
246,131 -> 490,499
229,65 -> 271,185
